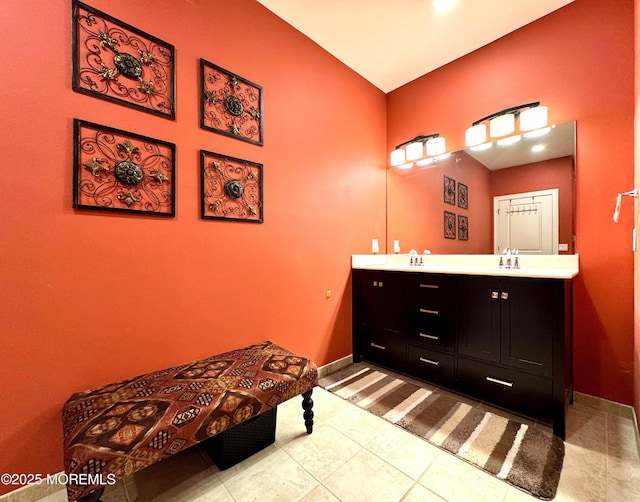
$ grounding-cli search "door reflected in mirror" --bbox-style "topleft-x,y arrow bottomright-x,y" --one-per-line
386,121 -> 575,255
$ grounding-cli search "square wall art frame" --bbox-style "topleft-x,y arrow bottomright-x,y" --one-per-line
200,150 -> 263,223
73,119 -> 176,216
458,182 -> 468,209
200,59 -> 263,146
444,211 -> 456,239
458,215 -> 469,241
444,175 -> 456,205
72,0 -> 176,119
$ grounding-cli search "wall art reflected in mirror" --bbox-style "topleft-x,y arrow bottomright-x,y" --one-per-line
386,121 -> 575,255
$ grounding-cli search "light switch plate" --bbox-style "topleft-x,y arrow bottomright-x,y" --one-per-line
559,243 -> 569,252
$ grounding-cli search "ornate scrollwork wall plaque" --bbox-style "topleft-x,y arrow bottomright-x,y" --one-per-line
200,59 -> 263,146
200,150 -> 263,222
74,119 -> 175,216
458,182 -> 468,210
72,0 -> 175,119
458,215 -> 469,241
444,211 -> 456,239
444,175 -> 456,205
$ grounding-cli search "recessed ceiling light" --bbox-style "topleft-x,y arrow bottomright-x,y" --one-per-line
434,0 -> 457,12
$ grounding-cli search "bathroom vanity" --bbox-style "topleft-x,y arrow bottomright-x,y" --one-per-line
351,254 -> 579,439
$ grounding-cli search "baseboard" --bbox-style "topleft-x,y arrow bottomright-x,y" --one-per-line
317,354 -> 352,379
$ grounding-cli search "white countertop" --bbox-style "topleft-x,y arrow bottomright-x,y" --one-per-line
351,254 -> 579,279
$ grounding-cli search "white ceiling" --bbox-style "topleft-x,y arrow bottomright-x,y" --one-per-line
256,0 -> 575,93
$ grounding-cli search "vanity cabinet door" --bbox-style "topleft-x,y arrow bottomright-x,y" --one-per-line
352,270 -> 408,364
457,276 -> 501,363
500,278 -> 559,378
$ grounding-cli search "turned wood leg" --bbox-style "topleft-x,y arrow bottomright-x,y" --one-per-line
302,389 -> 314,434
78,487 -> 105,502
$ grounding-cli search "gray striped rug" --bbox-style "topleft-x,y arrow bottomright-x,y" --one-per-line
319,363 -> 564,500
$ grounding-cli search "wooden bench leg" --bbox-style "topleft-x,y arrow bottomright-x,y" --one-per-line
302,389 -> 314,434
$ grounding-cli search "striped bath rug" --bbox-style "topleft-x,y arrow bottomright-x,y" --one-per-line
318,363 -> 564,500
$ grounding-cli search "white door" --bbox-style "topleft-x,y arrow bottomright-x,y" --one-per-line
494,189 -> 559,254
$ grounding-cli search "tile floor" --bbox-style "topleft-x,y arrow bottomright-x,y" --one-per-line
12,377 -> 640,502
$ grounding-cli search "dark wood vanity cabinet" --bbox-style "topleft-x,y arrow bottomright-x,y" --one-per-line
352,269 -> 573,439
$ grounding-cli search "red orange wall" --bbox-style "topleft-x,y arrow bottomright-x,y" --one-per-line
634,0 -> 640,428
490,156 -> 574,253
0,0 -> 386,492
387,0 -> 635,405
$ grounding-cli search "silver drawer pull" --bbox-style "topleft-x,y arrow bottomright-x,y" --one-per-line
420,284 -> 439,289
419,333 -> 440,340
491,291 -> 499,299
370,343 -> 386,350
501,292 -> 509,300
419,308 -> 439,315
486,376 -> 513,388
419,357 -> 439,366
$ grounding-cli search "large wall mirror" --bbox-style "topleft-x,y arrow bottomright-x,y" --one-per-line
386,121 -> 576,255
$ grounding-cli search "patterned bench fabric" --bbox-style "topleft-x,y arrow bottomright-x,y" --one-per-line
62,341 -> 318,501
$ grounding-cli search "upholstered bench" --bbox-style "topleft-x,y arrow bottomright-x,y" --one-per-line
62,341 -> 317,501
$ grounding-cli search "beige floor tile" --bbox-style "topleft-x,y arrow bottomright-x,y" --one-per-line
216,445 -> 318,501
282,421 -> 362,481
606,456 -> 640,501
554,439 -> 607,502
401,482 -> 446,502
419,451 -> 509,502
323,401 -> 390,446
123,445 -> 224,501
322,449 -> 414,502
298,484 -> 341,502
101,482 -> 128,502
28,490 -> 68,502
503,486 -> 542,502
365,420 -> 440,480
607,413 -> 640,463
565,403 -> 607,444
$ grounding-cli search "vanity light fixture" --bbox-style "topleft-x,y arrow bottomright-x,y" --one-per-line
390,133 -> 446,167
465,102 -> 548,147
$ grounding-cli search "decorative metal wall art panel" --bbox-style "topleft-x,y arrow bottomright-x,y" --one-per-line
458,215 -> 469,241
444,211 -> 456,239
200,150 -> 263,222
200,59 -> 263,146
444,175 -> 456,205
72,0 -> 175,119
74,119 -> 175,216
458,182 -> 468,209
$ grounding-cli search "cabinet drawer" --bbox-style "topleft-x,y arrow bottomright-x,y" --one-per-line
363,331 -> 407,368
457,357 -> 553,420
407,344 -> 455,385
409,309 -> 455,351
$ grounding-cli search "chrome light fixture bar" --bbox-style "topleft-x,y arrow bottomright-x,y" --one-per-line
465,102 -> 548,147
390,133 -> 446,167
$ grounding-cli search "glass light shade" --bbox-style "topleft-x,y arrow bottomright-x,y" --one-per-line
405,141 -> 424,161
465,124 -> 486,146
390,148 -> 405,166
520,106 -> 548,131
426,136 -> 446,156
497,134 -> 522,146
490,113 -> 515,137
416,158 -> 434,167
